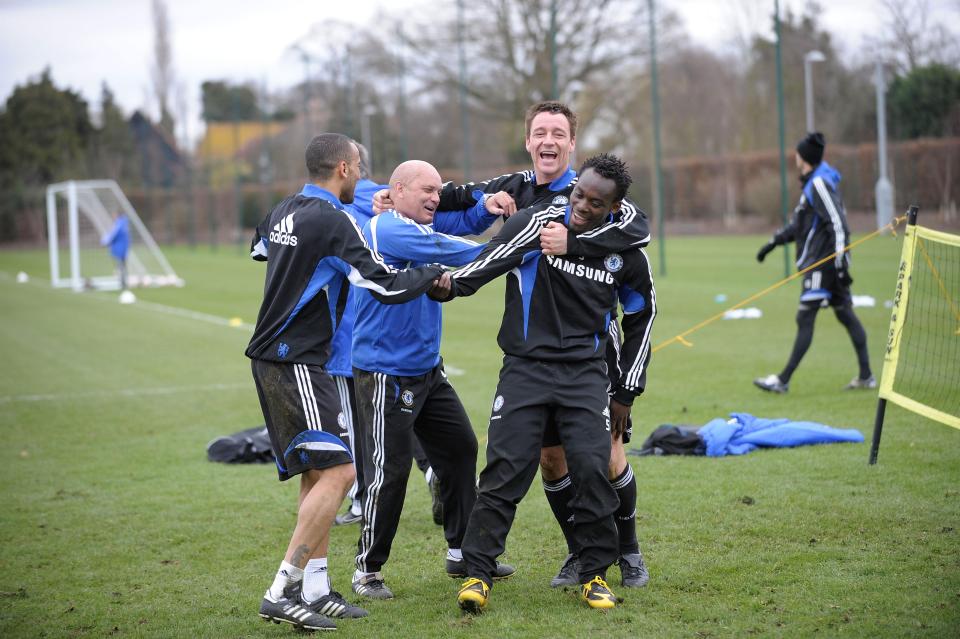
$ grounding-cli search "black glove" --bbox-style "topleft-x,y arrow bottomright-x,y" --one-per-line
756,241 -> 776,263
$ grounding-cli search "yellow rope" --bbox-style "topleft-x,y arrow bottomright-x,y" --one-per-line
652,215 -> 908,353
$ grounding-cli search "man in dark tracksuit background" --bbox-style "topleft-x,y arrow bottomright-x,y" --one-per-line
247,133 -> 443,631
437,154 -> 656,613
754,131 -> 874,394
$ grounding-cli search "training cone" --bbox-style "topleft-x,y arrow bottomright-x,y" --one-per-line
119,290 -> 137,305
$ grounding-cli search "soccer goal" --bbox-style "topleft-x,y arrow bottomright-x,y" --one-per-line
46,180 -> 183,291
869,205 -> 960,464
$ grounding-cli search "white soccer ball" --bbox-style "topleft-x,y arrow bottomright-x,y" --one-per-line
16,271 -> 29,283
119,290 -> 137,305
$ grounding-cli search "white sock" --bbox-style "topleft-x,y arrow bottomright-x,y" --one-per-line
353,569 -> 377,582
446,548 -> 463,561
424,467 -> 434,486
268,561 -> 303,600
302,558 -> 330,602
351,499 -> 363,515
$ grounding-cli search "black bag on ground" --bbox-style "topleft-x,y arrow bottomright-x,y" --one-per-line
632,424 -> 706,456
206,426 -> 275,464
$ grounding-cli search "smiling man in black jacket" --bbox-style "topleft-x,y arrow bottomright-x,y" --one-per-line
434,154 -> 656,614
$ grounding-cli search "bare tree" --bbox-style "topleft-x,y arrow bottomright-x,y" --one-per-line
151,0 -> 176,139
871,0 -> 960,73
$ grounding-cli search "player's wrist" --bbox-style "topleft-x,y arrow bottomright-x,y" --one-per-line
612,386 -> 637,406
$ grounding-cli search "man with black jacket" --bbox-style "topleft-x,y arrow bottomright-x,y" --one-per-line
247,133 -> 443,631
434,154 -> 656,613
754,132 -> 874,394
374,101 -> 653,590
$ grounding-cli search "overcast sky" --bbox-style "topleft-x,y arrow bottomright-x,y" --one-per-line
1,0 -> 957,142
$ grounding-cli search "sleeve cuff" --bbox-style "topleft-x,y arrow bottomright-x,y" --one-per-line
612,385 -> 641,405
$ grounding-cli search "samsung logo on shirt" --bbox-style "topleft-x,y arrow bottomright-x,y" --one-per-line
545,255 -> 615,284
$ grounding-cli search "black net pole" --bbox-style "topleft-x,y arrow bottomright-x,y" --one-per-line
868,398 -> 887,465
869,204 -> 919,465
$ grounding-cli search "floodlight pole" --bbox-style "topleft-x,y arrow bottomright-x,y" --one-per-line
360,105 -> 376,175
774,0 -> 791,278
396,25 -> 409,161
648,0 -> 666,277
292,45 -> 312,138
804,50 -> 825,132
456,0 -> 472,181
874,62 -> 895,231
550,0 -> 558,100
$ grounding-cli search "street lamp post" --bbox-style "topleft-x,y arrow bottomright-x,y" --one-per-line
360,105 -> 377,175
804,50 -> 826,132
290,44 -> 314,138
874,62 -> 894,230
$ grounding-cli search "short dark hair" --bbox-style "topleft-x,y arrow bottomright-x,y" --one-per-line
305,133 -> 355,180
524,101 -> 578,139
578,153 -> 632,201
354,141 -> 371,179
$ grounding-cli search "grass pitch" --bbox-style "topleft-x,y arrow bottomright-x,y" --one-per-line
0,235 -> 957,638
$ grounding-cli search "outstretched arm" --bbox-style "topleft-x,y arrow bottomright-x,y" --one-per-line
369,213 -> 485,268
442,205 -> 558,300
613,248 -> 657,405
327,210 -> 443,304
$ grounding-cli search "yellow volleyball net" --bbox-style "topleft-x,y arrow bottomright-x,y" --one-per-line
870,206 -> 960,464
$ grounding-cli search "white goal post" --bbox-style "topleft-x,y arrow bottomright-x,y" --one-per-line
46,180 -> 184,291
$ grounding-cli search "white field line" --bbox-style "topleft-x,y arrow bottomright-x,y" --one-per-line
3,271 -> 464,377
2,270 -> 255,331
0,382 -> 251,404
132,299 -> 255,331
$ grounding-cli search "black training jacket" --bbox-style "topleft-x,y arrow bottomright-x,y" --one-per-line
445,203 -> 657,404
245,185 -> 443,366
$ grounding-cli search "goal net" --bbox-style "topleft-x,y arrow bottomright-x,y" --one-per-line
870,210 -> 960,462
46,180 -> 183,291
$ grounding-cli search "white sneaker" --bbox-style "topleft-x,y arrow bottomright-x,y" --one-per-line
753,374 -> 788,394
844,375 -> 877,390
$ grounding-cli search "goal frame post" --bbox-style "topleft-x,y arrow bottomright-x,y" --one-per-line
45,179 -> 183,291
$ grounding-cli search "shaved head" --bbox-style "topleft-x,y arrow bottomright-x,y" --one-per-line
389,160 -> 443,224
389,161 -> 440,191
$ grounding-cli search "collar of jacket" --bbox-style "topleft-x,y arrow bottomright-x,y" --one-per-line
300,183 -> 343,207
533,167 -> 577,191
801,161 -> 842,201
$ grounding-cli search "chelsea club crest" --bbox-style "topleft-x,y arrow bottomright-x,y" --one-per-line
401,389 -> 415,406
604,254 -> 623,272
551,195 -> 569,206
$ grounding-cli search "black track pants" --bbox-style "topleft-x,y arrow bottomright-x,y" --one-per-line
353,364 -> 478,573
463,355 -> 619,587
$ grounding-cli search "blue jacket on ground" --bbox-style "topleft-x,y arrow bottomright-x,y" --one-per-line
101,215 -> 130,260
352,199 -> 496,377
699,412 -> 864,457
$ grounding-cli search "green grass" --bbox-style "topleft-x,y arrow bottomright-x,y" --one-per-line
0,236 -> 958,638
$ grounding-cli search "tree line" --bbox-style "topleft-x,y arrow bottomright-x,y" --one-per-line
1,0 -> 957,241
